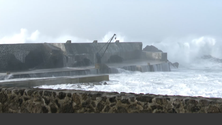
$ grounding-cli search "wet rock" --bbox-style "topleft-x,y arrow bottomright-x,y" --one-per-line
136,96 -> 153,103
98,64 -> 111,73
29,104 -> 42,113
67,93 -> 71,97
168,108 -> 177,113
109,97 -> 116,103
104,106 -> 110,112
50,104 -> 57,113
82,101 -> 90,108
128,104 -> 141,111
101,97 -> 107,102
140,109 -> 152,113
43,97 -> 50,105
42,106 -> 48,113
21,108 -> 30,113
55,100 -> 60,108
44,91 -> 52,97
9,95 -> 16,100
97,102 -> 105,112
172,62 -> 179,68
81,93 -> 88,100
173,102 -> 181,109
18,89 -> 25,96
52,92 -> 56,97
72,94 -> 81,106
18,98 -> 23,106
86,105 -> 95,112
207,106 -> 220,113
91,101 -> 96,107
24,97 -> 30,101
116,107 -> 128,113
130,97 -> 136,102
57,92 -> 66,99
110,103 -> 116,107
151,105 -> 163,110
121,99 -> 130,104
155,110 -> 165,113
199,100 -> 209,106
38,91 -> 43,96
190,106 -> 201,112
60,103 -> 74,113
0,93 -> 8,103
27,90 -> 35,96
185,99 -> 198,105
143,45 -> 163,52
156,98 -> 168,105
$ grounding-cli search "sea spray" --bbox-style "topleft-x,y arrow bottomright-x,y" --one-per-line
151,36 -> 222,66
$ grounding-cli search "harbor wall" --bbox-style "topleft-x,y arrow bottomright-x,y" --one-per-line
0,87 -> 221,113
0,42 -> 169,72
0,42 -> 143,72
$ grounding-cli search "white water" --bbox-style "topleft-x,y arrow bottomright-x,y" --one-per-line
2,29 -> 222,98
35,63 -> 222,98
35,36 -> 222,98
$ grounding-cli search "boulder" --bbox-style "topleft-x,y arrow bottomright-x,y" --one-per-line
168,60 -> 179,68
143,45 -> 163,52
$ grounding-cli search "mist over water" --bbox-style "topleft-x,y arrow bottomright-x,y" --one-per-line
36,66 -> 222,98
2,29 -> 222,98
150,36 -> 222,67
0,28 -> 126,43
34,34 -> 222,98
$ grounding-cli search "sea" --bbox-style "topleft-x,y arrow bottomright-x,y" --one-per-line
35,36 -> 222,98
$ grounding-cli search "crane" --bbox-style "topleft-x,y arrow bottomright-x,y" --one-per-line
95,34 -> 116,69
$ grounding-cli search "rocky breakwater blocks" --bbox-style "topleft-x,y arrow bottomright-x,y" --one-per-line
0,87 -> 222,113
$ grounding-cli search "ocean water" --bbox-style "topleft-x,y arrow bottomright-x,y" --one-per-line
35,62 -> 222,98
35,36 -> 222,98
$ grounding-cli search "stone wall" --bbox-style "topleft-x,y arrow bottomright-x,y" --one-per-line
0,42 -> 143,72
0,87 -> 222,113
52,42 -> 142,65
142,51 -> 168,61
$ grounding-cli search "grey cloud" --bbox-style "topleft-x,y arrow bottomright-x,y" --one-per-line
0,0 -> 222,42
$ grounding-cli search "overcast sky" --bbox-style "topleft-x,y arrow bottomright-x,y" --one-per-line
0,0 -> 222,44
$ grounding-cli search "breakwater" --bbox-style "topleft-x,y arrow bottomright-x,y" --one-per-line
0,87 -> 221,113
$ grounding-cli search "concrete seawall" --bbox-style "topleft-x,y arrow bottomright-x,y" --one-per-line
0,87 -> 221,113
0,42 -> 144,72
0,61 -> 170,80
0,42 -> 170,73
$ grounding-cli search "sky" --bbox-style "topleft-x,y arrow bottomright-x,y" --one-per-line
0,0 -> 222,45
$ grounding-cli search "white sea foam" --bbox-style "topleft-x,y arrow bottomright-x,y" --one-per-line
34,65 -> 222,98
35,35 -> 222,98
2,30 -> 222,98
0,28 -> 126,44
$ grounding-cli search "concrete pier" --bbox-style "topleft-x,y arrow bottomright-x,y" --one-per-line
0,60 -> 170,80
0,74 -> 109,88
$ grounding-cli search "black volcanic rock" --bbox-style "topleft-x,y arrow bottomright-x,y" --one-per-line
143,45 -> 163,52
200,55 -> 222,63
